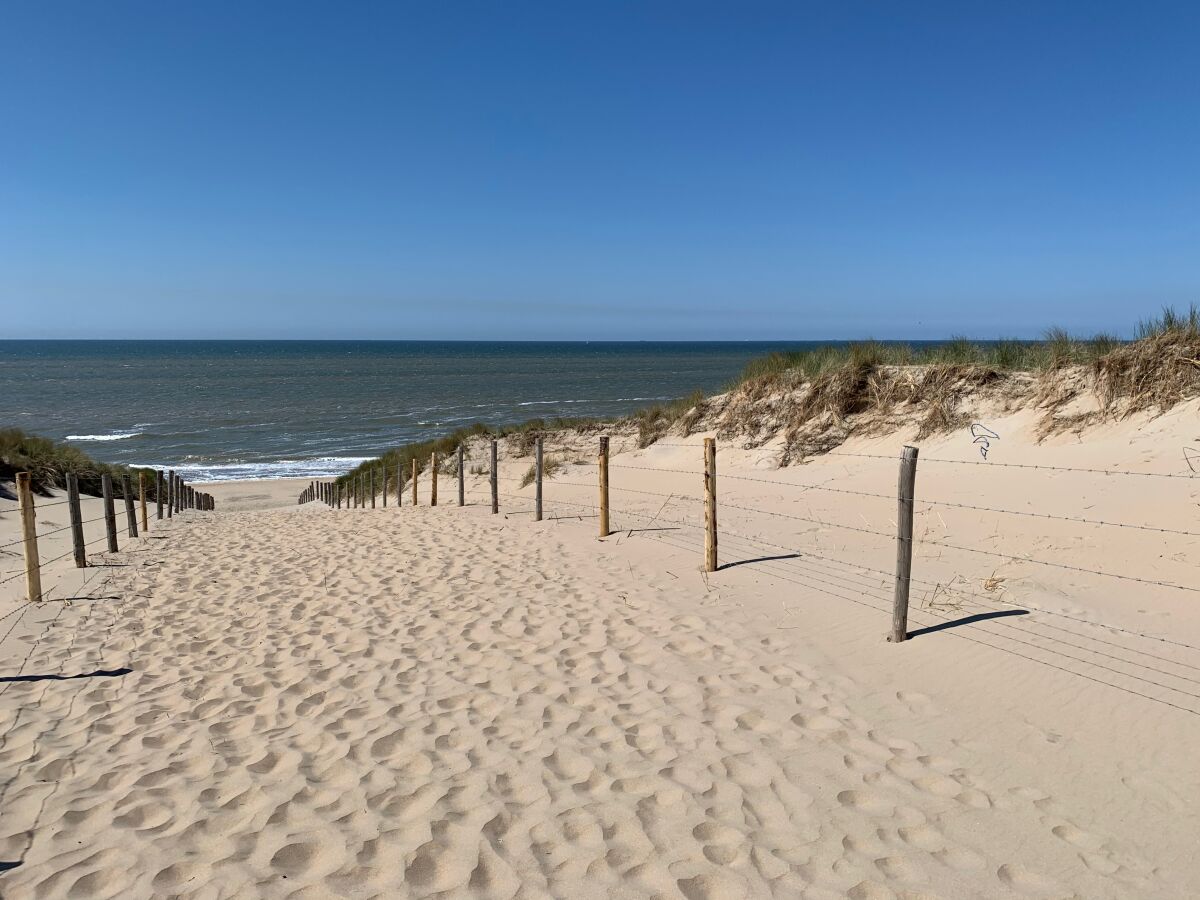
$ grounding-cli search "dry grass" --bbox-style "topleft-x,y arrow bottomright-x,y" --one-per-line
519,456 -> 564,488
0,428 -> 160,499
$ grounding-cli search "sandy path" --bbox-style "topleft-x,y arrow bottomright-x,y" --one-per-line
0,493 -> 1186,898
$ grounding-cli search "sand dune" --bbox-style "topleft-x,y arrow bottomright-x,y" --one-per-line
2,406 -> 1199,897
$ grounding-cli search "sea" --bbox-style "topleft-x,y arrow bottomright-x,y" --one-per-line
1,340 -> 834,482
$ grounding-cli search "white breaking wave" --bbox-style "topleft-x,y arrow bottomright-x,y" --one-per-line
515,396 -> 673,407
131,457 -> 373,483
66,432 -> 142,442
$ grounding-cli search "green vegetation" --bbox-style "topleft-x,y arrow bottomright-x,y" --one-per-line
519,455 -> 563,488
733,331 -> 1127,387
0,428 -> 161,498
629,389 -> 706,448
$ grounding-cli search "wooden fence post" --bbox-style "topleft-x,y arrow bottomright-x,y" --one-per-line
138,472 -> 148,532
156,470 -> 164,519
598,436 -> 610,537
890,445 -> 920,643
382,465 -> 388,508
370,468 -> 376,509
458,445 -> 465,507
490,439 -> 498,514
704,438 -> 718,572
166,470 -> 174,519
102,473 -> 119,553
412,458 -> 418,506
397,459 -> 404,506
67,473 -> 86,568
122,474 -> 139,537
431,452 -> 438,507
16,473 -> 42,603
535,436 -> 543,521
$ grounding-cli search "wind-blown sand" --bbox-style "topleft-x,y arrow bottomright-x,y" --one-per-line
2,405 -> 1199,897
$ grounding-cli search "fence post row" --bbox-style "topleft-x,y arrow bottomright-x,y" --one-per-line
534,436 -> 543,522
16,472 -> 42,604
890,445 -> 920,643
490,439 -> 498,514
10,466 -> 217,594
598,436 -> 610,537
704,438 -> 717,572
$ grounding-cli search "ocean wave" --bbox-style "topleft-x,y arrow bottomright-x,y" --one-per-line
66,431 -> 142,442
515,396 -> 672,406
132,456 -> 373,483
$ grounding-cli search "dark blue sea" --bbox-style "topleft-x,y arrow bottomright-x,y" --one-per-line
1,340 -> 839,481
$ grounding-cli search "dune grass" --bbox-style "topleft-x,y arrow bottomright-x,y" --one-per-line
519,455 -> 564,488
0,428 -> 161,498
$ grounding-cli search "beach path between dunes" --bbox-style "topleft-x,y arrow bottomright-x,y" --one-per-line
0,500 -> 1192,899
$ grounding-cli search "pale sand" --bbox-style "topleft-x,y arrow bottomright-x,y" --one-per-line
2,405 -> 1199,897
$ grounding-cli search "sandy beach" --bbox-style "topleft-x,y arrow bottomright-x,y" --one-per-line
2,404 -> 1200,898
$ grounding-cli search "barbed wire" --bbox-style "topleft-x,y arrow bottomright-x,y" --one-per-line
822,451 -> 1199,479
640,527 -> 1200,715
590,462 -> 1200,537
914,534 -> 1199,593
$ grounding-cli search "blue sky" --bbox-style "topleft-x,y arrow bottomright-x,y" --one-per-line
2,2 -> 1197,339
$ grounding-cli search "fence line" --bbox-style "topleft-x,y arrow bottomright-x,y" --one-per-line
822,450 -> 1200,480
2,469 -> 215,607
309,436 -> 1198,703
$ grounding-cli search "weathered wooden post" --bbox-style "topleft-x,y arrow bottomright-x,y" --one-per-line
535,435 -> 544,522
167,469 -> 175,519
138,472 -> 148,532
411,458 -> 418,506
67,473 -> 86,568
382,465 -> 388,508
598,436 -> 610,537
121,474 -> 139,538
704,438 -> 718,572
156,470 -> 164,519
16,473 -> 42,603
370,468 -> 376,509
430,452 -> 438,507
101,473 -> 119,553
890,446 -> 920,643
457,444 -> 465,507
396,459 -> 404,506
490,439 -> 498,514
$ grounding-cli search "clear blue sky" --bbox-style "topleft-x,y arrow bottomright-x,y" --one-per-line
3,2 -> 1197,340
